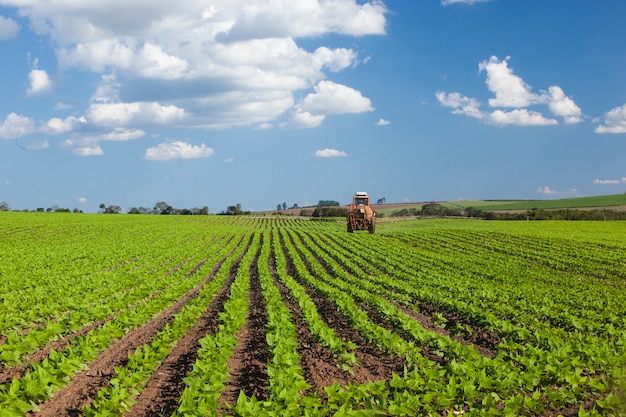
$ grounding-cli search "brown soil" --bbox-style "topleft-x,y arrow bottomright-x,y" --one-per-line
127,238 -> 244,417
280,232 -> 407,387
418,301 -> 502,353
220,241 -> 270,407
28,238 -> 246,417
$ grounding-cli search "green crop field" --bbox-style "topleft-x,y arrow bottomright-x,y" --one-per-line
0,212 -> 625,416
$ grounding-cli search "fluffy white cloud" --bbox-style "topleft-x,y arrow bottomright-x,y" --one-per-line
487,109 -> 557,126
313,148 -> 348,157
376,118 -> 390,126
479,56 -> 542,108
438,56 -> 583,127
222,0 -> 387,41
40,116 -> 86,134
78,197 -> 87,203
4,0 -> 386,137
26,68 -> 53,96
595,103 -> 626,134
435,91 -> 484,119
86,102 -> 186,126
0,15 -> 19,39
299,80 -> 374,115
547,86 -> 582,124
280,110 -> 326,128
145,140 -> 215,160
0,113 -> 36,139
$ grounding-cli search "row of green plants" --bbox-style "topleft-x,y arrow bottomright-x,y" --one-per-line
1,213 -> 624,415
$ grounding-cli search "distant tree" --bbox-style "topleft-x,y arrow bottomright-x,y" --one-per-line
0,201 -> 9,211
290,203 -> 299,209
277,203 -> 282,211
224,203 -> 243,215
464,206 -> 483,218
154,201 -> 172,215
36,208 -> 44,212
317,200 -> 340,207
128,207 -> 140,214
282,202 -> 287,210
99,203 -> 105,213
312,206 -> 348,217
420,203 -> 447,216
105,205 -> 122,214
377,197 -> 386,204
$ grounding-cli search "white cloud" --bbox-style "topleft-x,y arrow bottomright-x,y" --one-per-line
145,140 -> 215,160
78,197 -> 87,203
0,113 -> 36,139
313,148 -> 348,158
487,109 -> 557,126
435,91 -> 484,119
27,68 -> 53,96
221,0 -> 387,41
593,179 -> 620,185
280,110 -> 325,129
479,56 -> 543,108
537,186 -> 579,197
0,15 -> 19,39
101,128 -> 146,141
40,116 -> 86,134
442,0 -> 492,5
86,102 -> 185,126
595,103 -> 626,134
299,80 -> 374,116
547,86 -> 582,124
5,1 -> 386,133
438,56 -> 583,127
376,118 -> 390,126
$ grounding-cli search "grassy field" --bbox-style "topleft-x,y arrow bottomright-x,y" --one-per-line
1,213 -> 625,416
373,194 -> 626,216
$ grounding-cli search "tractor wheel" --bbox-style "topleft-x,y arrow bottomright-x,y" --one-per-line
368,220 -> 375,234
347,222 -> 353,233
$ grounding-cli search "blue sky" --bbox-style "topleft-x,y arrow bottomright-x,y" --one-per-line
1,0 -> 625,213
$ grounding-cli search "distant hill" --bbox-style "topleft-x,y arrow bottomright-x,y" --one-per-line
372,194 -> 626,216
271,194 -> 626,216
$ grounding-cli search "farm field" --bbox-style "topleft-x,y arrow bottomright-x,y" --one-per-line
0,213 -> 625,416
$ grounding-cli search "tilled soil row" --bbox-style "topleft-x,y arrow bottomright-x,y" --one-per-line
281,232 -> 406,386
312,233 -> 500,359
395,303 -> 497,359
128,236 -> 245,417
417,300 -> 501,352
220,241 -> 271,408
268,242 -> 354,391
29,236 -> 247,417
0,245 -> 228,386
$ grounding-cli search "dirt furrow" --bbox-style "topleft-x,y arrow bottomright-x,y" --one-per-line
268,242 -> 353,392
29,241 -> 243,417
281,232 -> 406,386
128,246 -> 241,417
220,241 -> 270,408
418,300 -> 501,353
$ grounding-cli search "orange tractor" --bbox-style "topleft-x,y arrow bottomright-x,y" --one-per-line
347,192 -> 375,234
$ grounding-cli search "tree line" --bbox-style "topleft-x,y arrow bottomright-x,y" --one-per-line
387,203 -> 626,221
